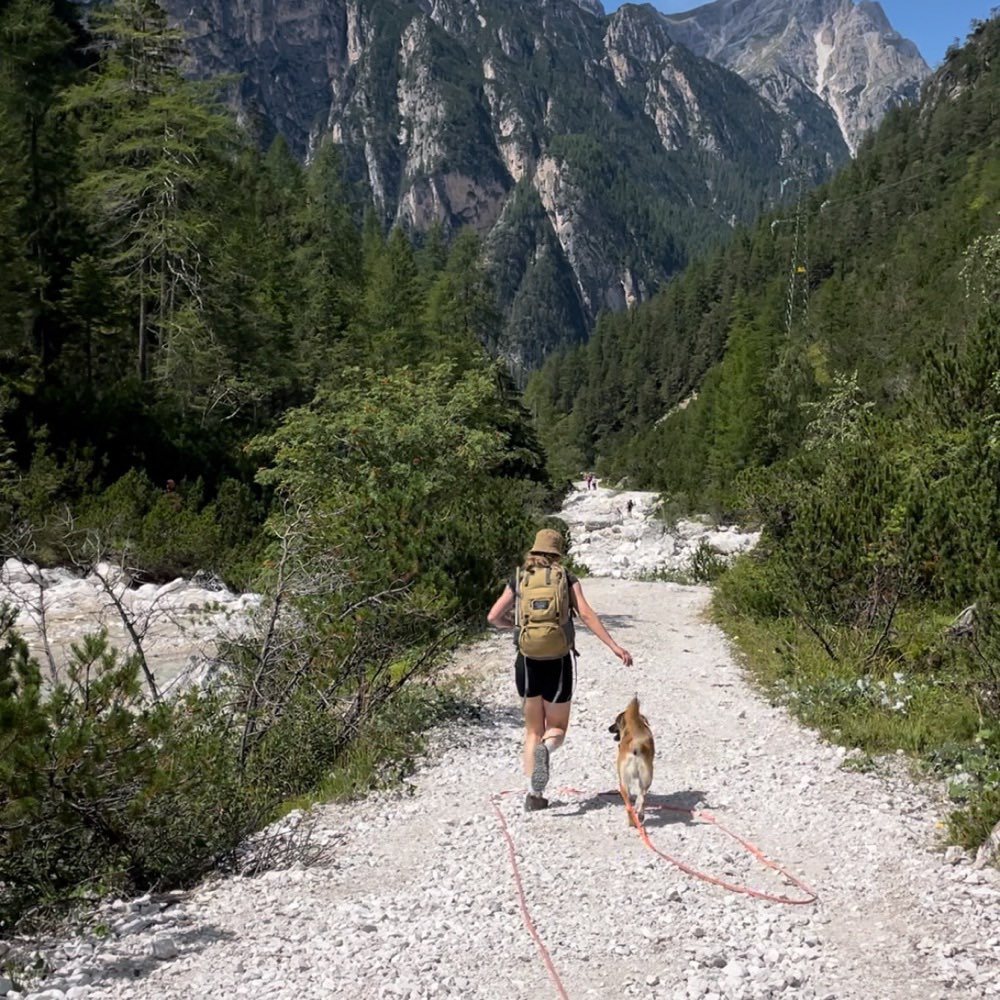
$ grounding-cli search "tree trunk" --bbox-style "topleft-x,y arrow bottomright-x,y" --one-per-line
138,262 -> 147,380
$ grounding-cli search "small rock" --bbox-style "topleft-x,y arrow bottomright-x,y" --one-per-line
151,935 -> 178,960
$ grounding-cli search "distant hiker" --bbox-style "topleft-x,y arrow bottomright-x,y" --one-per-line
584,473 -> 593,490
626,499 -> 635,516
589,476 -> 598,491
487,528 -> 633,812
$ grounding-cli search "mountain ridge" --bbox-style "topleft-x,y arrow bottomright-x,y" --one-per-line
161,0 -> 929,366
658,0 -> 928,153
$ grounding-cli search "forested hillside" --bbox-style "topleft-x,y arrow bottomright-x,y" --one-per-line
0,0 -> 553,929
528,15 -> 1000,493
154,0 -> 868,371
528,13 -> 1000,849
0,0 -> 548,577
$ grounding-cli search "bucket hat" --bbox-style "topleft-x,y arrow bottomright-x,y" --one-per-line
530,528 -> 564,557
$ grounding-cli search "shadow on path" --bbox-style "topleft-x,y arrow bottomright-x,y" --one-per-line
462,699 -> 522,730
583,613 -> 636,631
640,789 -> 711,828
550,788 -> 708,827
91,924 -> 236,986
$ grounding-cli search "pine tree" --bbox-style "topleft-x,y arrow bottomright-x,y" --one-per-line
293,139 -> 362,382
62,0 -> 236,382
0,0 -> 75,366
359,224 -> 424,368
422,229 -> 500,363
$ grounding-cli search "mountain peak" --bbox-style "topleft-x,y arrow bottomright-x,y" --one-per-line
660,0 -> 929,152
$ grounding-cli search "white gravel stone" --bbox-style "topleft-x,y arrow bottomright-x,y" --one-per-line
151,936 -> 178,961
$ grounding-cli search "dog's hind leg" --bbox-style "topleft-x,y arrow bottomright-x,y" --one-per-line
635,789 -> 646,825
619,783 -> 637,827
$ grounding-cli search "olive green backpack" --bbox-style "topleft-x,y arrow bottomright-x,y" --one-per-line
515,563 -> 572,660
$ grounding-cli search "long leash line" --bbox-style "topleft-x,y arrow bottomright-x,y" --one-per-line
491,787 -> 817,999
605,792 -> 818,906
489,793 -> 571,1000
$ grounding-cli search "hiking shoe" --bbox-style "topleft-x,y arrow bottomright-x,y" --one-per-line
530,743 -> 550,796
524,793 -> 549,812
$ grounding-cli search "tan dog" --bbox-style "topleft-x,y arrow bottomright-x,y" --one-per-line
608,697 -> 655,826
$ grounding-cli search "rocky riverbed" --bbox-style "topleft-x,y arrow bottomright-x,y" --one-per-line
1,484 -> 756,689
0,559 -> 260,691
559,483 -> 759,580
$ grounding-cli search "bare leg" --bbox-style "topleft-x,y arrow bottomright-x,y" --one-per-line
541,699 -> 571,750
522,696 -> 545,777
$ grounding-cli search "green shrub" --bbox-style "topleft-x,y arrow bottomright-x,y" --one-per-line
75,468 -> 159,551
950,786 -> 1000,851
0,604 -> 472,932
713,552 -> 787,620
73,471 -> 266,586
0,619 -> 170,930
122,690 -> 271,887
690,538 -> 727,583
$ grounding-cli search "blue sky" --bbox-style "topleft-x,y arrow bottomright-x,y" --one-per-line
601,2 -> 997,67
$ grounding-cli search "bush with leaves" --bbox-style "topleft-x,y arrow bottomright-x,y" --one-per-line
71,469 -> 267,586
256,360 -> 541,621
0,614 -> 170,929
226,360 -> 546,800
0,611 -> 282,931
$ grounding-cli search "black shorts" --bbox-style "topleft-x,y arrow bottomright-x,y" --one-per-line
515,652 -> 574,703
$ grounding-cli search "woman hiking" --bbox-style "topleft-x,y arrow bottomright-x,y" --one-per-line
487,528 -> 633,811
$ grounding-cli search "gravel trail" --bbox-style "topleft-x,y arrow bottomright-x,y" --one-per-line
29,577 -> 1000,1000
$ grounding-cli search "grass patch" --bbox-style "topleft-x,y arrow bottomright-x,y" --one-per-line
635,566 -> 696,584
713,597 -> 999,851
717,613 -> 981,751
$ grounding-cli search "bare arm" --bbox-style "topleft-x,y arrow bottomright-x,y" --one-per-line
487,584 -> 515,629
571,581 -> 633,666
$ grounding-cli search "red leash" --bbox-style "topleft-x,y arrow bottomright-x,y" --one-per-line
597,790 -> 818,905
489,793 -> 570,1000
491,787 -> 817,999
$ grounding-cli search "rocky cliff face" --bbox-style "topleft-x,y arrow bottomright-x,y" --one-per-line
661,0 -> 930,155
162,0 -> 926,369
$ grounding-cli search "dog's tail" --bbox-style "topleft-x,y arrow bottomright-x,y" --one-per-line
625,697 -> 650,731
624,695 -> 642,723
624,696 -> 653,754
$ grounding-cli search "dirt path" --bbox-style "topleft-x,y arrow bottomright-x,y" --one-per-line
59,578 -> 998,1000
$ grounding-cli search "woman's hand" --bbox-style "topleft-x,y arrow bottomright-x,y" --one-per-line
613,644 -> 633,667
